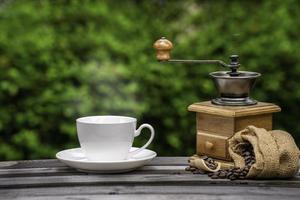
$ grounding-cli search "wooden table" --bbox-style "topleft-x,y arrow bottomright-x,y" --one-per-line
1,157 -> 300,200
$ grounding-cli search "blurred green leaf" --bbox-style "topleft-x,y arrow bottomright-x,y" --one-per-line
0,0 -> 299,160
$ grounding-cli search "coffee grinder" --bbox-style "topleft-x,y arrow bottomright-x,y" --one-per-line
153,37 -> 281,167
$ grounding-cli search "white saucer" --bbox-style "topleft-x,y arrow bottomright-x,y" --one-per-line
56,147 -> 157,173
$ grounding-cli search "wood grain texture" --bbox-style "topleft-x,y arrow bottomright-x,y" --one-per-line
235,114 -> 272,131
1,173 -> 300,188
191,101 -> 279,160
0,157 -> 188,169
197,113 -> 234,136
0,166 -> 188,178
0,158 -> 299,200
196,113 -> 273,137
188,101 -> 281,117
3,194 -> 300,200
197,131 -> 229,160
2,186 -> 300,200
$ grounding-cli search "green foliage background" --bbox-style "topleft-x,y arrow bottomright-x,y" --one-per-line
0,0 -> 299,160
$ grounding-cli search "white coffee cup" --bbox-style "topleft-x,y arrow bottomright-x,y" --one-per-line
76,115 -> 155,161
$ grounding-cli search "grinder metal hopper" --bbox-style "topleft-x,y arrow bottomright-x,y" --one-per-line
153,37 -> 261,106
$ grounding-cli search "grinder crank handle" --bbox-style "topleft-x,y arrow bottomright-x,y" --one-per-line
153,37 -> 240,72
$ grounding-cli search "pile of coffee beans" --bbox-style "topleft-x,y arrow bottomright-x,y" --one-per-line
185,155 -> 217,174
207,166 -> 248,180
185,166 -> 206,174
186,142 -> 256,180
203,155 -> 218,170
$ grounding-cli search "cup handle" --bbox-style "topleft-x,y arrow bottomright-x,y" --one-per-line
127,124 -> 155,159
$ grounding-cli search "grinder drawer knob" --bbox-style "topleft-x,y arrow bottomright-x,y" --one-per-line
205,141 -> 214,150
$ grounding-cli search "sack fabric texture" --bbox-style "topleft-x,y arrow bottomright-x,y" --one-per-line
228,126 -> 300,179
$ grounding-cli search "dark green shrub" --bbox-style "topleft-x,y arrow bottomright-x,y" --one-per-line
0,0 -> 299,160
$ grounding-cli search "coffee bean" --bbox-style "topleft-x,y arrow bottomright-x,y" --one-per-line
219,172 -> 226,178
228,175 -> 234,180
208,173 -> 214,177
193,170 -> 205,174
233,172 -> 239,176
239,175 -> 246,179
205,160 -> 217,170
241,172 -> 247,176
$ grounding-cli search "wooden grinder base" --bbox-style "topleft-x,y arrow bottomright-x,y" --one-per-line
188,101 -> 281,167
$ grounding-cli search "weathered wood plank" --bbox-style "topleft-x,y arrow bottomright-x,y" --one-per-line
0,157 -> 188,169
1,194 -> 300,200
0,173 -> 299,189
1,160 -> 299,177
2,185 -> 300,197
0,159 -> 65,169
0,166 -> 187,177
1,157 -> 300,200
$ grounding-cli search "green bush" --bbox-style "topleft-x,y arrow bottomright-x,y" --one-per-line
0,0 -> 299,160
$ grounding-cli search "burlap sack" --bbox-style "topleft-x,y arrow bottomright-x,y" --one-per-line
228,126 -> 300,179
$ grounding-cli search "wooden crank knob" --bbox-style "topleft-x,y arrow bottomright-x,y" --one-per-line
205,141 -> 214,150
153,37 -> 173,61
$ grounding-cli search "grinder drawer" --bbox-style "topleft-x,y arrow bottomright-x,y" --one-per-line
196,131 -> 230,160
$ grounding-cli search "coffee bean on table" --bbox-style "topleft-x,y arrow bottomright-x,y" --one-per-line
219,172 -> 226,178
193,169 -> 205,174
208,173 -> 214,177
